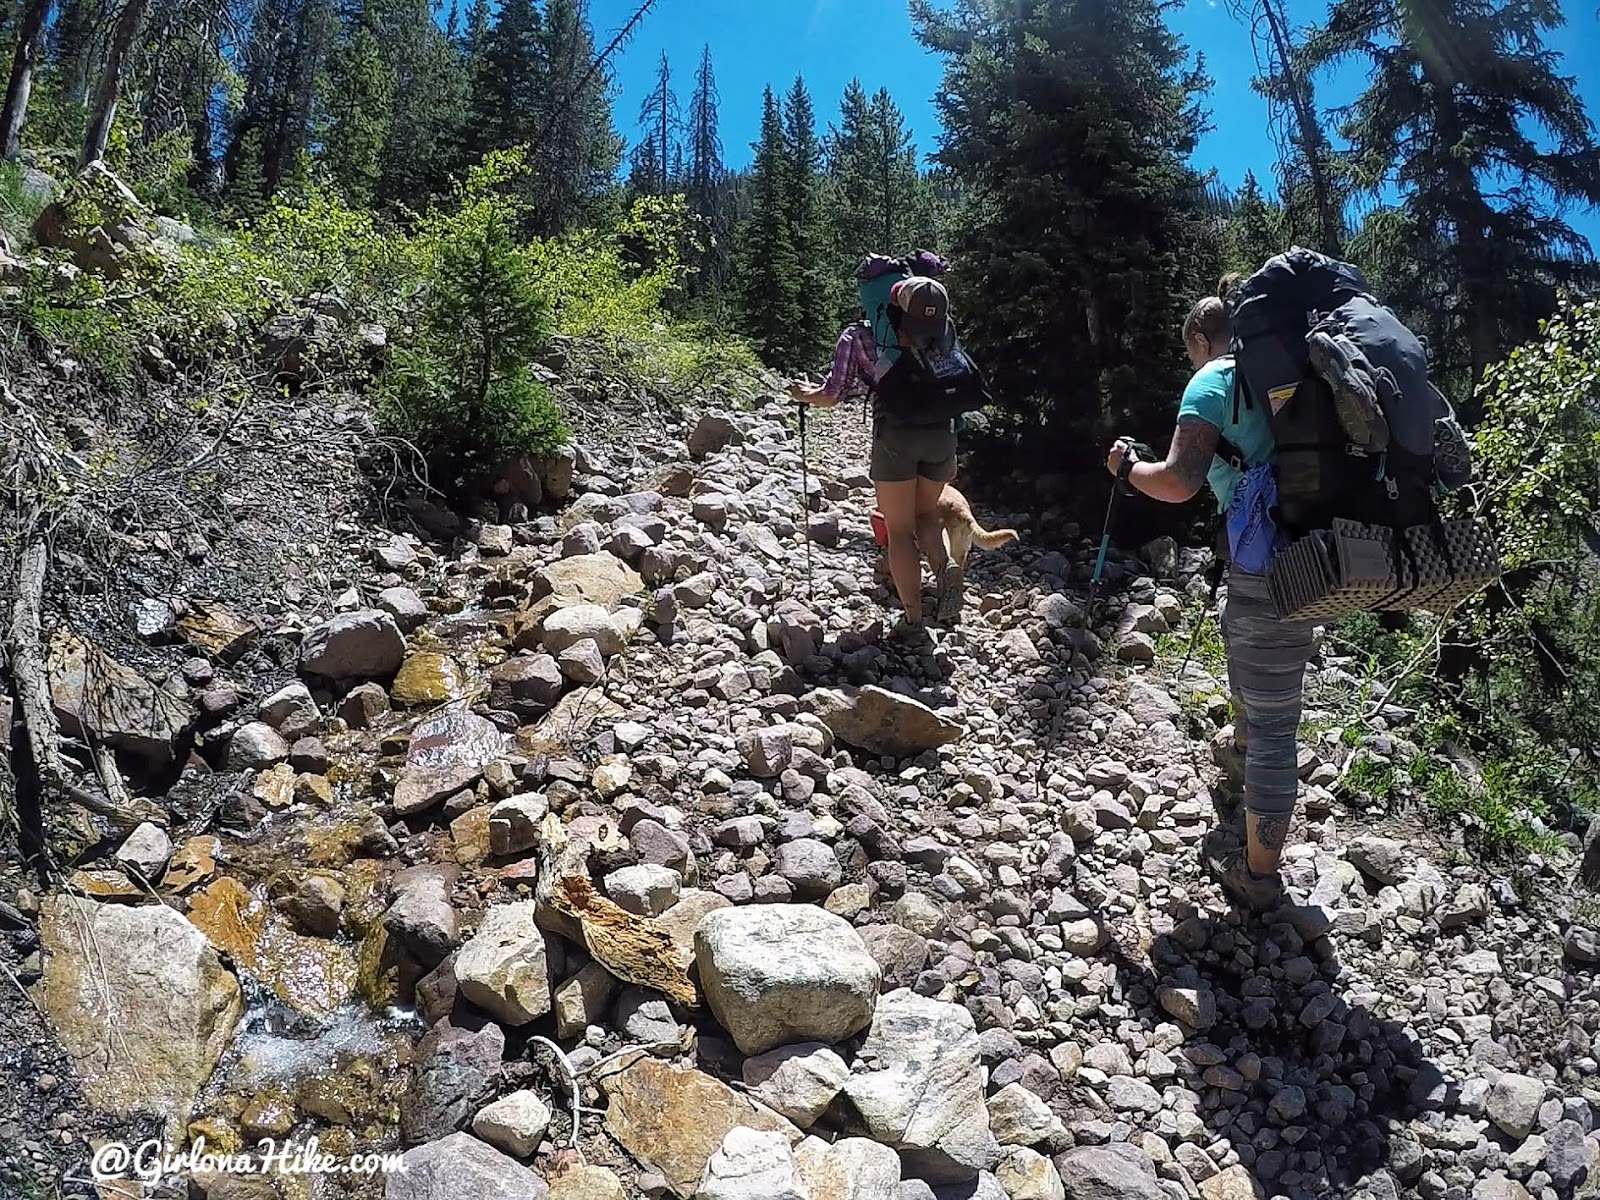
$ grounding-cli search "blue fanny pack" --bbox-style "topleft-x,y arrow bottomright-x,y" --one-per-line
1226,463 -> 1287,575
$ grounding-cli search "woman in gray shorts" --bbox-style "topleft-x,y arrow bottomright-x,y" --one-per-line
792,278 -> 963,640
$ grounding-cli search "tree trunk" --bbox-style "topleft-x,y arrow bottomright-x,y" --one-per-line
0,0 -> 53,162
80,0 -> 153,170
1261,0 -> 1340,256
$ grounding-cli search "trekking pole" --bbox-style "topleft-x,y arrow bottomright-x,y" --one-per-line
1035,440 -> 1148,793
796,402 -> 814,596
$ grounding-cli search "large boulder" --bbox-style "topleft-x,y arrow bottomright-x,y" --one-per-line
600,1058 -> 800,1198
541,604 -> 630,657
300,610 -> 405,680
808,687 -> 963,759
387,1130 -> 546,1199
31,162 -> 155,280
36,897 -> 241,1134
689,413 -> 742,460
842,989 -> 1000,1184
453,901 -> 551,1025
399,1017 -> 506,1145
1052,1145 -> 1167,1200
695,1127 -> 807,1200
793,1136 -> 902,1200
531,553 -> 643,610
47,630 -> 192,764
695,906 -> 880,1056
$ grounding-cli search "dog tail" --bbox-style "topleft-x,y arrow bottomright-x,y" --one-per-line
971,522 -> 1020,550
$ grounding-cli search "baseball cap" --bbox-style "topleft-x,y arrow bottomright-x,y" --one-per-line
890,276 -> 951,344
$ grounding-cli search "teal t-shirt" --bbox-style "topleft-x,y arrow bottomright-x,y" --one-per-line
1177,356 -> 1274,511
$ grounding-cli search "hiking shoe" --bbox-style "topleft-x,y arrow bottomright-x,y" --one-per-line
1205,845 -> 1285,913
1307,328 -> 1390,452
935,562 -> 965,625
1432,405 -> 1472,491
887,614 -> 935,648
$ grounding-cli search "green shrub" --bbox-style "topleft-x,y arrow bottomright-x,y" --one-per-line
375,150 -> 567,488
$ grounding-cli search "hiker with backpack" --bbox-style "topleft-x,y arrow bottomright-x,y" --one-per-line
791,250 -> 991,639
1107,247 -> 1493,911
1105,284 -> 1314,910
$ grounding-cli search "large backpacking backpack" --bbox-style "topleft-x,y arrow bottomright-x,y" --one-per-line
1227,246 -> 1499,619
855,249 -> 991,426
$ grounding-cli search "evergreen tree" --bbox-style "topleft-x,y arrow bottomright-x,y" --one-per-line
780,75 -> 828,367
1224,170 -> 1284,276
1304,0 -> 1600,389
527,0 -> 621,235
462,0 -> 539,161
374,0 -> 468,208
736,87 -> 802,365
913,0 -> 1215,466
321,14 -> 394,206
684,44 -> 727,300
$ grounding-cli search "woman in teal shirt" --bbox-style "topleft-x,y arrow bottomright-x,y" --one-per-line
1105,291 -> 1314,912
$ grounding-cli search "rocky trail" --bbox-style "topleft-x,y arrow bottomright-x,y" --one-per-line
4,385 -> 1600,1200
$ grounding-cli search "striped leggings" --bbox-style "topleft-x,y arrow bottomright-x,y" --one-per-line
1220,568 -> 1315,817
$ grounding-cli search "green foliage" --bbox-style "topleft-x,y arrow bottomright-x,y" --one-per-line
321,24 -> 395,207
0,160 -> 51,241
377,151 -> 565,485
912,0 -> 1220,482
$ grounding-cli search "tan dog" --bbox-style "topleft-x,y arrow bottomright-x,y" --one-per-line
936,485 -> 1019,567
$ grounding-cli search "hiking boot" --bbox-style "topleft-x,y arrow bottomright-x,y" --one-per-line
887,614 -> 935,648
1432,405 -> 1472,491
1205,845 -> 1285,913
935,562 -> 965,625
1307,328 -> 1390,452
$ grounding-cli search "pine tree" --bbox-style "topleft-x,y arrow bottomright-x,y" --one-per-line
321,12 -> 394,206
684,44 -> 726,301
736,87 -> 802,366
1304,0 -> 1600,389
825,80 -> 926,315
780,75 -> 828,367
527,0 -> 621,235
913,0 -> 1215,463
1225,170 -> 1284,276
462,0 -> 540,161
373,0 -> 468,208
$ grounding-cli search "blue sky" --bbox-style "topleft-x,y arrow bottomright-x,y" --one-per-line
590,0 -> 1600,250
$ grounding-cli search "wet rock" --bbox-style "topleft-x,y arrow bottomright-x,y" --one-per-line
743,1042 -> 851,1128
809,686 -> 963,759
48,630 -> 192,763
379,586 -> 430,633
115,821 -> 174,880
389,1129 -> 546,1198
338,682 -> 390,728
37,896 -> 241,1134
696,1126 -> 807,1200
300,609 -> 405,679
695,905 -> 881,1055
258,681 -> 321,739
844,989 -> 1000,1184
401,1016 -> 506,1145
393,653 -> 468,706
279,874 -> 345,938
384,864 -> 461,969
472,1088 -> 552,1157
406,710 -> 505,771
600,1058 -> 799,1198
454,901 -> 551,1025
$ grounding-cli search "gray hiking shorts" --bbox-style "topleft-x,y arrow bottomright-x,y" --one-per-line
870,419 -> 957,484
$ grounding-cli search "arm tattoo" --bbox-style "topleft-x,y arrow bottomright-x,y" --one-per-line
1253,812 -> 1291,852
1167,416 -> 1221,492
